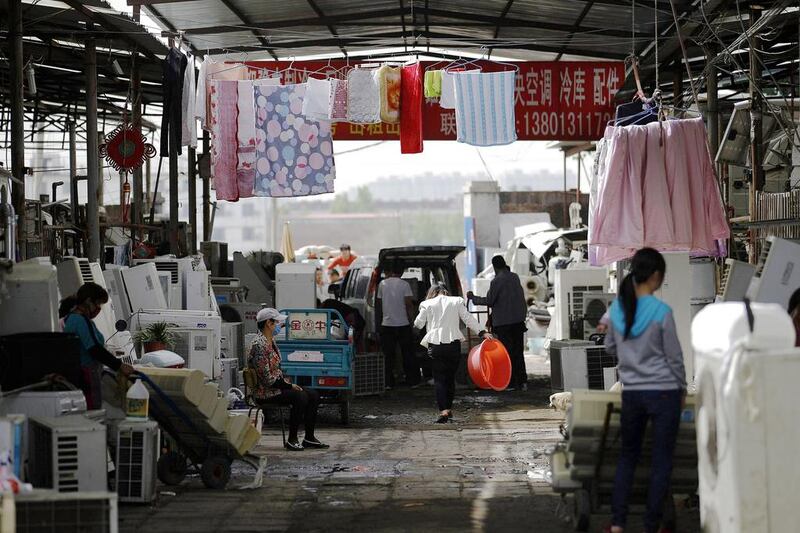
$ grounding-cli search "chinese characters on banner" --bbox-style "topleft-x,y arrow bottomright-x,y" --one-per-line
246,60 -> 624,141
287,312 -> 329,340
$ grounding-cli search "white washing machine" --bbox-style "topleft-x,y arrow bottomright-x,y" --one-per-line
692,302 -> 800,533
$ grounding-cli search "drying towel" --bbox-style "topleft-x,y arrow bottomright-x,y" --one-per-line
453,71 -> 517,146
378,65 -> 401,123
439,69 -> 476,109
210,79 -> 239,202
346,68 -> 381,124
400,63 -> 424,154
237,78 -> 281,198
197,60 -> 248,131
424,70 -> 442,98
302,77 -> 332,122
327,78 -> 348,121
253,83 -> 336,197
181,53 -> 197,148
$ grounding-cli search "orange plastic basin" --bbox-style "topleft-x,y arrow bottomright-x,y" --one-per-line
467,339 -> 512,391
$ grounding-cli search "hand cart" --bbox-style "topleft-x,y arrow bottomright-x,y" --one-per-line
550,390 -> 697,531
133,372 -> 257,490
275,309 -> 354,425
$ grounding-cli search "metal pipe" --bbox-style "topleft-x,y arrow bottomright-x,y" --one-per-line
85,28 -> 101,262
9,0 -> 25,260
188,146 -> 197,254
69,121 -> 78,222
202,130 -> 210,241
168,133 -> 179,255
131,3 -> 143,240
748,5 -> 764,258
562,150 -> 567,229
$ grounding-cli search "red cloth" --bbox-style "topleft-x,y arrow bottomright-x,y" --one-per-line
400,63 -> 423,154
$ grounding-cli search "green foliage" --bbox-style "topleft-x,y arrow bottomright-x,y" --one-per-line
132,321 -> 175,348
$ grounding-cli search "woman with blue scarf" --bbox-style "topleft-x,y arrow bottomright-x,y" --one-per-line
604,248 -> 686,533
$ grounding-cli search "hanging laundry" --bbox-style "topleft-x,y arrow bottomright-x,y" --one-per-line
424,70 -> 442,98
196,59 -> 248,131
237,78 -> 281,199
346,68 -> 381,124
209,80 -> 239,202
253,84 -> 336,197
589,117 -> 729,265
181,52 -> 197,148
161,47 -> 188,157
453,71 -> 517,147
327,78 -> 348,122
400,62 -> 424,154
302,77 -> 332,122
439,68 -> 477,109
377,65 -> 401,123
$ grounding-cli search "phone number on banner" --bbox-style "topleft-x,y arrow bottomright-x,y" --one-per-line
520,110 -> 613,140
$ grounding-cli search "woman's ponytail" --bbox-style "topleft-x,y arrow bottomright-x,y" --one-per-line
619,273 -> 637,339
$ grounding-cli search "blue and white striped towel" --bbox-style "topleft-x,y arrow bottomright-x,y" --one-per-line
453,71 -> 517,146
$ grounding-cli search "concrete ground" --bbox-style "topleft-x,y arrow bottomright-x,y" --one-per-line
120,356 -> 700,533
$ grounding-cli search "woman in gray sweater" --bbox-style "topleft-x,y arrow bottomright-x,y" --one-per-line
604,248 -> 686,533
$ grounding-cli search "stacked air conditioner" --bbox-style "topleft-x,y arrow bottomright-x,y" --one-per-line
115,420 -> 159,503
581,292 -> 616,340
0,257 -> 60,335
133,256 -> 217,312
132,257 -> 192,310
519,274 -> 547,306
28,415 -> 107,492
746,236 -> 800,309
552,266 -> 609,341
549,340 -> 617,392
57,257 -> 117,339
719,259 -> 756,302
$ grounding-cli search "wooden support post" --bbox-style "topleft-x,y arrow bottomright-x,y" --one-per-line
85,28 -> 101,262
9,0 -> 25,259
188,147 -> 197,254
748,6 -> 764,263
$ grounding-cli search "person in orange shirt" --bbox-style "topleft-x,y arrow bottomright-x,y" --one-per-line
327,244 -> 357,275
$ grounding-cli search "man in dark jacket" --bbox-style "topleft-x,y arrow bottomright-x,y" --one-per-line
468,256 -> 528,389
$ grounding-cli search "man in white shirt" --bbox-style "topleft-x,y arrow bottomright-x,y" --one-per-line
377,264 -> 420,388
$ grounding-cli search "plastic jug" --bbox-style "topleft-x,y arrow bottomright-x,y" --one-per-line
125,378 -> 150,420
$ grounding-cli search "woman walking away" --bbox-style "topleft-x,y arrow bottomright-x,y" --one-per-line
604,248 -> 686,533
414,283 -> 491,424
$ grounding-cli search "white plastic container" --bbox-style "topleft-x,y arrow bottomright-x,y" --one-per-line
125,379 -> 150,420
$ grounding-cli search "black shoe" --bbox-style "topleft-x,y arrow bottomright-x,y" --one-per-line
435,415 -> 449,424
284,440 -> 304,451
302,438 -> 330,449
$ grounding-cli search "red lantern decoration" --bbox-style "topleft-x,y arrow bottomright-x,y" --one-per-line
99,123 -> 156,173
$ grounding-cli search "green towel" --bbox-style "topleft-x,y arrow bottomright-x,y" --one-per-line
424,70 -> 442,98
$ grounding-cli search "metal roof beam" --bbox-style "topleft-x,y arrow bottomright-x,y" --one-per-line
218,0 -> 279,60
487,0 -> 515,58
554,0 -> 594,61
305,0 -> 348,57
60,0 -> 157,60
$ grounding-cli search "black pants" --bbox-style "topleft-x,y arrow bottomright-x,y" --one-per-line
381,325 -> 419,387
612,390 -> 682,532
259,388 -> 320,442
429,341 -> 461,411
493,322 -> 527,387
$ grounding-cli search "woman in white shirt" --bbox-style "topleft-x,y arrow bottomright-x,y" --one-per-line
414,283 -> 491,423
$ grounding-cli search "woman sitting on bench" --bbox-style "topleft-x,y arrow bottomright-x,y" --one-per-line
247,308 -> 329,451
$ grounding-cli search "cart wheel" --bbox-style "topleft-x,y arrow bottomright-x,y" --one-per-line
200,456 -> 231,490
573,489 -> 591,532
157,451 -> 187,486
662,492 -> 677,531
340,399 -> 350,426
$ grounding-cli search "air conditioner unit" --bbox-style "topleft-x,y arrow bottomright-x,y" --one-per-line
553,267 -> 609,341
0,391 -> 86,419
221,321 -> 244,367
0,258 -> 60,335
28,415 -> 107,492
103,265 -> 132,322
747,236 -> 800,309
168,327 -> 218,379
201,241 -> 229,277
185,270 -> 212,311
56,257 -> 117,339
132,257 -> 194,310
549,340 -> 617,392
115,420 -> 159,503
13,490 -> 118,533
519,274 -> 547,306
219,358 -> 239,393
121,263 -> 167,314
720,259 -> 756,302
276,262 -> 316,310
581,292 -> 616,340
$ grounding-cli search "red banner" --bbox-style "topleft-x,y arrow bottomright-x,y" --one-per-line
245,61 -> 624,141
